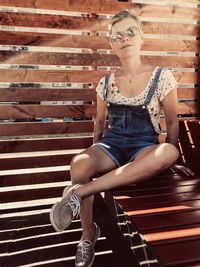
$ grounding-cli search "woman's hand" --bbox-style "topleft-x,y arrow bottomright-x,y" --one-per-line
170,164 -> 195,176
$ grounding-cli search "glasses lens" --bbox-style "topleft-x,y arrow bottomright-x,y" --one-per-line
127,27 -> 138,37
111,27 -> 138,42
111,33 -> 123,42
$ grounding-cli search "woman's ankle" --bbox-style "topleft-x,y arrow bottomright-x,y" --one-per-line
73,184 -> 84,198
82,223 -> 95,241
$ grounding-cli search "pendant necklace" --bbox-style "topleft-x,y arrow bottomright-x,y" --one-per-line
126,64 -> 142,83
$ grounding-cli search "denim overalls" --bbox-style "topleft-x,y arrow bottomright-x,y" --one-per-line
94,67 -> 163,167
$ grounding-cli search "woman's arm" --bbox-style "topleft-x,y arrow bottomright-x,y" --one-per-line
162,87 -> 195,176
93,95 -> 108,144
161,87 -> 179,147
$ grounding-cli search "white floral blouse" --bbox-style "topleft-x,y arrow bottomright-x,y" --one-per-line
96,66 -> 178,133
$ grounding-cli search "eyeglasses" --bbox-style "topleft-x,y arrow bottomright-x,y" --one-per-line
110,26 -> 138,43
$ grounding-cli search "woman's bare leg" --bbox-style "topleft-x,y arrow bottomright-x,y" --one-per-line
74,143 -> 179,199
70,146 -> 117,240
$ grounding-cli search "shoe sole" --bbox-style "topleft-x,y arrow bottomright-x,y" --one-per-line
50,185 -> 72,232
49,202 -> 64,232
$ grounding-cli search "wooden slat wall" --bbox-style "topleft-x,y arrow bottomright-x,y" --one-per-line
0,0 -> 199,211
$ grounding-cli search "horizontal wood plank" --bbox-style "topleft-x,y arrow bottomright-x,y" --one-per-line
0,33 -> 199,52
0,153 -> 76,170
0,87 -> 197,102
130,210 -> 200,231
0,121 -> 94,136
153,239 -> 200,266
0,102 -> 197,120
1,54 -> 199,68
0,1 -> 199,19
0,136 -> 93,152
0,12 -> 199,36
0,70 -> 198,86
0,104 -> 96,119
0,69 -> 199,88
0,88 -> 96,101
0,171 -> 70,186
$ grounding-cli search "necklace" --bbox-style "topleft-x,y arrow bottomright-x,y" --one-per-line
125,64 -> 142,83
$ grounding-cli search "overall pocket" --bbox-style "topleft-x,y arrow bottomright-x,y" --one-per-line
108,108 -> 126,131
126,106 -> 154,134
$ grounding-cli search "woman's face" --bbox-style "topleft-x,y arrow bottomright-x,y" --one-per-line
110,17 -> 143,58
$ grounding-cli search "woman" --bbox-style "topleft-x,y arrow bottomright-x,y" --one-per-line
50,10 -> 194,267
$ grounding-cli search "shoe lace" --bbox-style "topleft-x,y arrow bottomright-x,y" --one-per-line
77,240 -> 92,261
65,194 -> 80,218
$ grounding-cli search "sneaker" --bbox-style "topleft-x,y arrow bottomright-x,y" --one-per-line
75,223 -> 101,267
50,185 -> 81,232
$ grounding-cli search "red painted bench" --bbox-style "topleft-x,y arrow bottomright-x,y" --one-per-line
108,119 -> 200,266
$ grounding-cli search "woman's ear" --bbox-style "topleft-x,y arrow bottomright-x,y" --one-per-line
105,35 -> 112,49
108,38 -> 115,53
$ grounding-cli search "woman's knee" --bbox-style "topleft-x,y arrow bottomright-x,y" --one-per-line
156,143 -> 179,169
70,152 -> 97,184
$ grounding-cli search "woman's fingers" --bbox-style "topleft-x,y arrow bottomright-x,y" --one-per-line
171,165 -> 195,176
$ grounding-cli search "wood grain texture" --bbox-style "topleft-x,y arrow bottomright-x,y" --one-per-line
0,33 -> 199,52
0,153 -> 76,170
0,12 -> 199,36
0,1 -> 199,19
0,121 -> 94,136
0,171 -> 70,186
0,136 -> 93,152
0,52 -> 199,68
0,87 -> 197,102
0,104 -> 96,119
0,102 -> 197,120
0,69 -> 198,84
0,88 -> 96,101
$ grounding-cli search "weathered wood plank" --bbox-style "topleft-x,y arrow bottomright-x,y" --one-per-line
0,117 -> 194,138
0,33 -> 199,52
0,52 -> 199,68
153,239 -> 200,266
0,153 -> 77,170
0,153 -> 76,170
0,104 -> 96,119
0,70 -> 107,83
0,1 -> 199,19
0,87 -> 197,103
0,136 -> 93,152
0,12 -> 199,36
0,121 -> 94,136
130,210 -> 200,231
0,88 -> 96,101
0,69 -> 198,84
0,103 -> 197,121
177,88 -> 198,99
0,102 -> 197,120
0,171 -> 70,186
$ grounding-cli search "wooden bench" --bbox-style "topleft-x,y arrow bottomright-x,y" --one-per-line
108,119 -> 200,266
0,1 -> 199,266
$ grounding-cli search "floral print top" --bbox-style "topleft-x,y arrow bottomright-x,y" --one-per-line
96,66 -> 178,133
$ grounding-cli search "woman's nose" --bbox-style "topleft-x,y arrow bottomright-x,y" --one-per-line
122,36 -> 129,42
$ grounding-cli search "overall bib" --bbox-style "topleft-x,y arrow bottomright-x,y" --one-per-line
94,67 -> 163,167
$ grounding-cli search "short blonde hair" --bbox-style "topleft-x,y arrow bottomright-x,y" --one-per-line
108,10 -> 142,36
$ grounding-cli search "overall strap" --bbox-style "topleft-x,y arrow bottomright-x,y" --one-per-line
145,67 -> 163,105
103,74 -> 110,101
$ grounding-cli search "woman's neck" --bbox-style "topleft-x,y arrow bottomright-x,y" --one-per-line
120,55 -> 142,76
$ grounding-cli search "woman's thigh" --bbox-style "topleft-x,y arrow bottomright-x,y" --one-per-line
70,145 -> 117,182
133,143 -> 179,167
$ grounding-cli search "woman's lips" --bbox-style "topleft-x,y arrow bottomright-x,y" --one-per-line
121,45 -> 133,49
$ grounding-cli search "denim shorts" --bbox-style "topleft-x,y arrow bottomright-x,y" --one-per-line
93,130 -> 159,167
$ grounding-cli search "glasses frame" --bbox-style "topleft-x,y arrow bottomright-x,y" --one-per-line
110,26 -> 138,43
